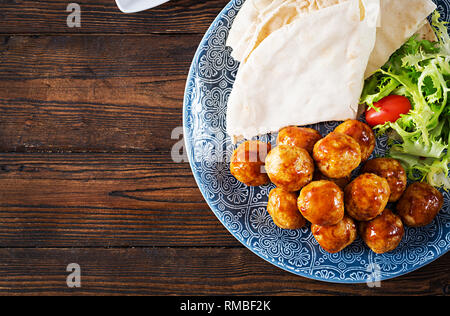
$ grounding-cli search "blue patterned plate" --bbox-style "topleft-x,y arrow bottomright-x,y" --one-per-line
183,0 -> 450,283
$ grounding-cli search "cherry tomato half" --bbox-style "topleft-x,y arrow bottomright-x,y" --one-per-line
365,95 -> 412,127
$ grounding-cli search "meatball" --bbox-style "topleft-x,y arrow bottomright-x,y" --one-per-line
265,145 -> 314,192
277,126 -> 322,154
334,120 -> 376,161
311,215 -> 357,253
230,140 -> 271,186
313,168 -> 351,190
345,173 -> 390,221
267,188 -> 306,230
396,182 -> 444,227
361,158 -> 407,202
313,132 -> 362,179
359,209 -> 404,254
298,180 -> 344,226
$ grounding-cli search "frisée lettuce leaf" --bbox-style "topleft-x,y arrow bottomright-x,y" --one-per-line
360,11 -> 450,190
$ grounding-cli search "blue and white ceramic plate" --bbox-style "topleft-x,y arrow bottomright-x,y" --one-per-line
183,0 -> 450,283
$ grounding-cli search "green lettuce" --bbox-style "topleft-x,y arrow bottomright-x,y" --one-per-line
360,11 -> 450,190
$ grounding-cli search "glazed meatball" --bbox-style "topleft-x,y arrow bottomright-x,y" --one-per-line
277,126 -> 322,154
361,158 -> 407,202
359,209 -> 404,254
311,215 -> 357,253
396,182 -> 444,227
345,173 -> 390,221
313,132 -> 362,179
298,180 -> 344,226
265,145 -> 314,192
313,168 -> 351,190
230,140 -> 271,186
267,188 -> 306,230
334,120 -> 376,161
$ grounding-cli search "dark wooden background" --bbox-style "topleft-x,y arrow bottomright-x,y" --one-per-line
0,0 -> 448,296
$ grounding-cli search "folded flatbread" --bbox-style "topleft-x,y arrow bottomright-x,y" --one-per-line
365,0 -> 436,77
226,0 -> 380,141
228,0 -> 436,76
227,0 -> 348,63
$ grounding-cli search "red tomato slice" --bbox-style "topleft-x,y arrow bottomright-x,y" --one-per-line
365,95 -> 412,127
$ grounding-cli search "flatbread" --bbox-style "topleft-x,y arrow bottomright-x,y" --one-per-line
226,0 -> 380,141
241,0 -> 349,63
365,0 -> 436,77
416,20 -> 438,42
228,0 -> 436,76
227,0 -> 347,62
226,0 -> 284,62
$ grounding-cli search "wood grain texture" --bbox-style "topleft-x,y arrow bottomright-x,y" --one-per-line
0,0 -> 448,296
0,247 -> 448,296
0,153 -> 239,247
0,34 -> 198,152
0,34 -> 198,80
0,77 -> 186,152
0,0 -> 229,34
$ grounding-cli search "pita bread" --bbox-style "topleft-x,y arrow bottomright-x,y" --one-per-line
416,21 -> 438,42
226,0 -> 380,141
228,0 -> 436,76
227,0 -> 347,62
365,0 -> 437,77
226,0 -> 284,62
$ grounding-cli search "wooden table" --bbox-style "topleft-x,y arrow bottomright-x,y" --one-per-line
0,0 -> 448,296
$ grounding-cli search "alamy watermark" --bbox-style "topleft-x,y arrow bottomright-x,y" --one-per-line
66,263 -> 81,288
171,126 -> 274,164
366,263 -> 382,288
63,3 -> 82,289
58,0 -> 383,289
66,3 -> 81,28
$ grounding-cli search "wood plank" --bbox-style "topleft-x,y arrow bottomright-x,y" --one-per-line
0,247 -> 448,295
0,78 -> 186,152
0,34 -> 199,152
0,153 -> 239,247
0,0 -> 229,35
0,34 -> 199,80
